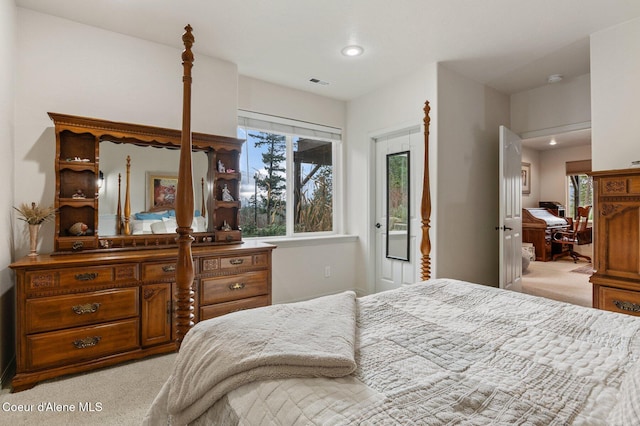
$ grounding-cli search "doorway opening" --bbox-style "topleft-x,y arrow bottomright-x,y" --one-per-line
520,127 -> 592,307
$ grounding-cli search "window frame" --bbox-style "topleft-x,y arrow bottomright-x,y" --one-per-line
237,111 -> 342,239
566,173 -> 593,221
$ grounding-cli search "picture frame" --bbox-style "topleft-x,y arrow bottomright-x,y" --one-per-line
521,162 -> 531,195
147,173 -> 178,211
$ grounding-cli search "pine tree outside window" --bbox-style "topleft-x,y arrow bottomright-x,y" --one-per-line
566,159 -> 593,220
237,112 -> 340,238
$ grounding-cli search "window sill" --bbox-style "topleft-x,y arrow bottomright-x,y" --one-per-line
249,234 -> 358,248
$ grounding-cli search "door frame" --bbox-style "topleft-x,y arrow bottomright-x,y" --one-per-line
367,121 -> 423,294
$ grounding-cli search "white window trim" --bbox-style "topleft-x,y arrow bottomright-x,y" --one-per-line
238,110 -> 343,238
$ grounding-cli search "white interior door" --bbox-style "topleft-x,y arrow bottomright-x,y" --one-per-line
374,127 -> 420,293
499,126 -> 523,291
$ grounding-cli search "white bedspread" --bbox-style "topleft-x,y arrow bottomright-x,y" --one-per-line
144,290 -> 357,425
197,279 -> 640,425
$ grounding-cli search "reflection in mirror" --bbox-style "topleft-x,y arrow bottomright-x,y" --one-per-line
386,151 -> 410,261
98,141 -> 209,236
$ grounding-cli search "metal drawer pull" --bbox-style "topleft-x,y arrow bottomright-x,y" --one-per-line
162,265 -> 176,273
72,303 -> 101,315
229,258 -> 244,265
229,282 -> 246,291
73,336 -> 101,349
613,300 -> 640,313
75,272 -> 98,281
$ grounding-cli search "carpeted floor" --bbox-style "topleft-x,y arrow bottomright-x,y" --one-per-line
522,259 -> 592,307
0,353 -> 176,425
571,264 -> 595,274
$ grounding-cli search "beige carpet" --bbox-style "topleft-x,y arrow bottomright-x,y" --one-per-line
522,259 -> 593,307
0,353 -> 176,425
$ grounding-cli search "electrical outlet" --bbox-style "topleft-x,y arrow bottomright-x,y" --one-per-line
324,266 -> 331,278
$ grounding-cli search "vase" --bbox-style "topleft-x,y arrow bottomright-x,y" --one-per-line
28,224 -> 41,257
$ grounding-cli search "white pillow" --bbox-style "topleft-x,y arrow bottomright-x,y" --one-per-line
162,217 -> 178,233
150,221 -> 167,234
159,216 -> 207,233
131,219 -> 161,234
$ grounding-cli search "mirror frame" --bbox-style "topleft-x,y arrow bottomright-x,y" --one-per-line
386,150 -> 410,261
48,112 -> 244,251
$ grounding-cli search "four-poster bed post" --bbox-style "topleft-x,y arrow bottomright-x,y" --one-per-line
175,25 -> 196,347
420,101 -> 431,280
170,26 -> 432,346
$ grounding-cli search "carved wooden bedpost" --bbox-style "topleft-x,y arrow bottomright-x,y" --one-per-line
123,156 -> 131,235
175,25 -> 196,348
420,101 -> 432,280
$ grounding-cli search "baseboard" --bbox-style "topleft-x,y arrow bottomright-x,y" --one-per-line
0,355 -> 15,389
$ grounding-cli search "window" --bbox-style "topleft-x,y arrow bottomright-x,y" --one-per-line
237,112 -> 340,238
566,160 -> 593,220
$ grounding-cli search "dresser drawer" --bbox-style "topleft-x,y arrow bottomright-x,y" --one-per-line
200,295 -> 270,321
25,288 -> 139,334
597,286 -> 640,317
26,318 -> 139,370
25,264 -> 138,294
219,255 -> 254,269
201,271 -> 268,305
142,261 -> 177,281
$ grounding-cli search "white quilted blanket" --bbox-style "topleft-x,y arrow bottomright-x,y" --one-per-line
193,279 -> 640,425
144,290 -> 357,425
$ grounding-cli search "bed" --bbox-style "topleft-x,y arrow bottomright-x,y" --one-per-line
145,26 -> 640,425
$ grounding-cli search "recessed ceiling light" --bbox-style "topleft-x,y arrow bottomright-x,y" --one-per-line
549,139 -> 557,146
341,45 -> 364,57
547,74 -> 563,83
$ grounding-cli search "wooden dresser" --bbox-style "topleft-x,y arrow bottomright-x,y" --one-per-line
590,168 -> 640,316
9,241 -> 274,391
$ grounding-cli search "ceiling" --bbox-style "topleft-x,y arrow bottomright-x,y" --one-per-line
14,1 -> 640,149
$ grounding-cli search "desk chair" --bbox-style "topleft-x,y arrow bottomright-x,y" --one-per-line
552,206 -> 592,263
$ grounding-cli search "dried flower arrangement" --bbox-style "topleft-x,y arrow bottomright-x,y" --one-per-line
14,202 -> 56,225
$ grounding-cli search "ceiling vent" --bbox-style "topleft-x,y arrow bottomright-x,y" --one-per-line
309,78 -> 329,86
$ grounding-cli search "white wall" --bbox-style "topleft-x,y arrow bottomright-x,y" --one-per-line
539,145 -> 592,205
436,65 -> 510,287
510,73 -> 591,135
521,147 -> 541,208
0,0 -> 16,387
238,76 -> 345,131
14,9 -> 238,256
591,16 -> 640,171
346,63 -> 437,294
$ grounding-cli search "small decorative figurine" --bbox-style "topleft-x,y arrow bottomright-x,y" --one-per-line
226,168 -> 235,173
217,160 -> 226,173
69,222 -> 89,236
221,184 -> 234,202
72,188 -> 86,199
221,220 -> 232,231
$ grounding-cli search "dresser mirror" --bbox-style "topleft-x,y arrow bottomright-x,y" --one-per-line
98,141 -> 210,236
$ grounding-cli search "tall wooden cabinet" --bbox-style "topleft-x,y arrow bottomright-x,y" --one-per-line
10,113 -> 276,392
590,168 -> 640,316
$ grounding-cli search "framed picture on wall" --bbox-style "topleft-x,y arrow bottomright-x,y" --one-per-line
521,162 -> 531,195
147,173 -> 178,211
